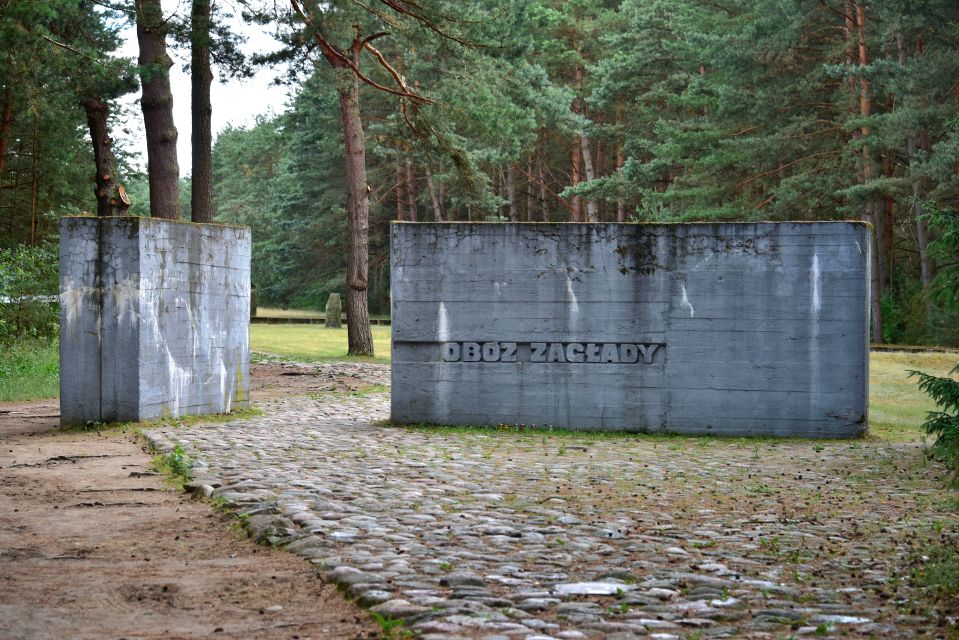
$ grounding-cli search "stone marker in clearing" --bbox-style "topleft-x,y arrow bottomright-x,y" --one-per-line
390,222 -> 870,437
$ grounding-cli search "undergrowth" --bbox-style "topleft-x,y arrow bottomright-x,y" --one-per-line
153,443 -> 193,486
910,363 -> 959,485
0,338 -> 59,401
60,406 -> 262,433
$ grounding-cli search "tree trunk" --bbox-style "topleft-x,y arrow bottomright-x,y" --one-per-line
506,163 -> 518,222
135,0 -> 181,219
855,1 -> 882,342
579,135 -> 598,222
424,162 -> 444,222
572,63 -> 597,222
337,69 -> 374,357
438,178 -> 446,220
190,0 -> 214,223
0,89 -> 13,179
526,155 -> 533,222
896,32 -> 934,288
538,134 -> 548,221
570,139 -> 582,222
30,115 -> 38,244
406,156 -> 417,221
616,141 -> 625,222
81,96 -> 127,217
395,157 -> 405,220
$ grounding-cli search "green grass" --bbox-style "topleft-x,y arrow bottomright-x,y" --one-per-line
0,338 -> 59,401
3,327 -> 955,449
250,324 -> 391,363
60,406 -> 263,434
912,543 -> 959,601
256,306 -> 323,319
256,306 -> 390,321
870,351 -> 959,442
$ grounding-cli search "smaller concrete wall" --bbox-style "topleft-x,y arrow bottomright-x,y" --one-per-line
60,216 -> 251,425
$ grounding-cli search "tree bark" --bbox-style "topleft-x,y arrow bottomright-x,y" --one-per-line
424,162 -> 444,222
406,156 -> 417,221
81,96 -> 127,217
135,0 -> 181,219
506,163 -> 518,222
616,141 -> 625,222
896,32 -> 934,288
570,139 -> 582,222
190,0 -> 214,223
538,133 -> 548,221
855,1 -> 882,342
395,157 -> 405,220
579,135 -> 598,222
337,67 -> 374,356
573,63 -> 597,222
0,89 -> 13,179
526,155 -> 533,222
30,115 -> 38,244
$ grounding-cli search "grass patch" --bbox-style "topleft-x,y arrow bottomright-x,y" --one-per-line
256,306 -> 323,319
0,338 -> 59,401
60,406 -> 262,434
870,351 -> 959,442
913,543 -> 959,601
250,324 -> 391,363
309,383 -> 390,399
387,419 -> 844,446
256,306 -> 390,321
153,443 -> 193,484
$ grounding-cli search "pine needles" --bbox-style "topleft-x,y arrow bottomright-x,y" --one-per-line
910,363 -> 959,486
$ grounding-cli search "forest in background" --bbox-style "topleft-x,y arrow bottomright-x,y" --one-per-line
2,0 -> 959,345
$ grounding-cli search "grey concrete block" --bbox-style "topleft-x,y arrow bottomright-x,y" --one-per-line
390,222 -> 870,437
60,216 -> 251,425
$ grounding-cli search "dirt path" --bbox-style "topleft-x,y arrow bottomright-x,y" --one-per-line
0,363 -> 379,640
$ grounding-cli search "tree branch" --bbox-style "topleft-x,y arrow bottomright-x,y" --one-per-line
41,34 -> 100,64
361,31 -> 390,47
735,151 -> 839,188
289,0 -> 434,104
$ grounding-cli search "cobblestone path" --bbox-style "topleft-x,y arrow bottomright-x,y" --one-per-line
145,363 -> 955,639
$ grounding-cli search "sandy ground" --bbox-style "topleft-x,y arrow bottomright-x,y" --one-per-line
0,363 -> 379,640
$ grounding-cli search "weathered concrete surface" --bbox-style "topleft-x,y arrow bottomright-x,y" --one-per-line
391,222 -> 870,437
60,216 -> 251,425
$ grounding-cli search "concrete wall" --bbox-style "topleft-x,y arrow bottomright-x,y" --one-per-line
391,222 -> 870,437
60,216 -> 251,425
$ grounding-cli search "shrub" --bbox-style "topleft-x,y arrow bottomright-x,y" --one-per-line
0,241 -> 59,342
910,363 -> 959,485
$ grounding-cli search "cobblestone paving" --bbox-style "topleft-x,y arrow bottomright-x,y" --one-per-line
146,363 -> 956,639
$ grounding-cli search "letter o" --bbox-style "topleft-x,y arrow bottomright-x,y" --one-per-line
442,343 -> 461,362
482,342 -> 500,362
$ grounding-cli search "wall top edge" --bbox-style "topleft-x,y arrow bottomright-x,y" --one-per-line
60,215 -> 251,233
391,220 -> 869,227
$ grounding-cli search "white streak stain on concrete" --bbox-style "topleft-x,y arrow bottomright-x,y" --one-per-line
565,274 -> 580,316
437,302 -> 449,342
680,283 -> 695,318
812,254 -> 822,315
113,275 -> 140,325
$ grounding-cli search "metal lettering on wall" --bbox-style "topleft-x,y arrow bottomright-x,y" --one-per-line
441,342 -> 662,364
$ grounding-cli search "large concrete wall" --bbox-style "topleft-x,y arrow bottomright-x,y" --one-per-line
391,222 -> 870,437
60,216 -> 251,425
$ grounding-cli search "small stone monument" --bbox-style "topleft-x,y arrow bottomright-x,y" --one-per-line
325,293 -> 342,328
